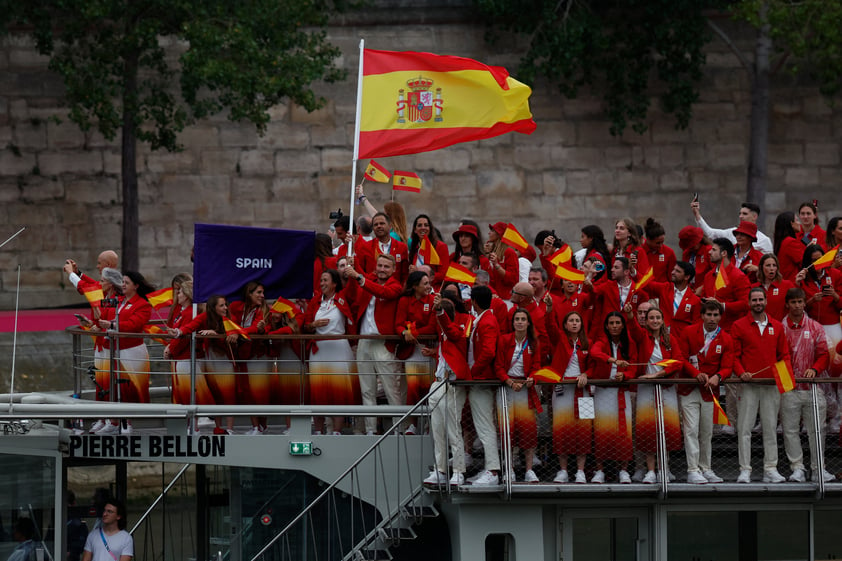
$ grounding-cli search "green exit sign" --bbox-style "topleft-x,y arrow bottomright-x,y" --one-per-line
289,441 -> 313,456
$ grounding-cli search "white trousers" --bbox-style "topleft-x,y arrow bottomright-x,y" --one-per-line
468,386 -> 500,471
429,379 -> 467,474
679,389 -> 714,473
357,339 -> 405,433
737,384 -> 780,472
781,388 -> 826,471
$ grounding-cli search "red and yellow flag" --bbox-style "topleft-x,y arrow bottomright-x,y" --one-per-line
392,170 -> 422,193
444,263 -> 477,285
419,236 -> 441,265
711,392 -> 730,426
146,287 -> 173,310
554,263 -> 585,284
773,359 -> 796,393
655,359 -> 681,369
223,318 -> 250,340
714,266 -> 728,291
634,267 -> 655,293
143,324 -> 168,345
463,316 -> 473,339
82,285 -> 105,308
811,245 -> 839,270
501,223 -> 529,253
533,367 -> 562,383
359,49 -> 536,159
271,297 -> 297,316
548,245 -> 572,266
364,159 -> 391,183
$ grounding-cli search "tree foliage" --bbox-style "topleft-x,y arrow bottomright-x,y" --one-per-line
475,0 -> 711,135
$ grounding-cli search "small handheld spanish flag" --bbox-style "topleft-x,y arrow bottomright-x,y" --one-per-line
419,235 -> 441,265
392,170 -> 422,193
444,263 -> 477,285
548,245 -> 572,266
364,160 -> 391,183
82,285 -> 105,308
554,263 -> 585,284
501,223 -> 529,253
143,324 -> 168,345
655,358 -> 681,369
271,297 -> 297,316
773,359 -> 796,393
714,266 -> 728,291
533,367 -> 562,384
463,315 -> 473,338
711,391 -> 730,426
223,318 -> 250,340
634,267 -> 654,292
811,245 -> 839,270
146,287 -> 173,310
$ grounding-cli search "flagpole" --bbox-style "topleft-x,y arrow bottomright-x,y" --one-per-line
348,38 -> 365,257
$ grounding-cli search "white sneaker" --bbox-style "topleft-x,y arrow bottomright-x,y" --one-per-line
187,426 -> 200,436
574,470 -> 587,484
737,470 -> 752,483
524,469 -> 540,483
618,470 -> 632,484
631,469 -> 645,482
763,469 -> 786,483
789,468 -> 806,483
96,423 -> 120,435
703,470 -> 723,483
472,470 -> 500,486
591,470 -> 605,484
720,425 -> 735,436
405,424 -> 417,435
502,470 -> 516,483
812,469 -> 835,483
467,471 -> 482,483
365,430 -> 376,436
553,469 -> 569,483
687,471 -> 708,485
246,427 -> 260,436
423,471 -> 447,485
449,472 -> 465,486
532,456 -> 542,467
332,431 -> 342,436
198,416 -> 215,427
122,423 -> 133,435
89,420 -> 106,434
642,470 -> 657,484
668,470 -> 676,482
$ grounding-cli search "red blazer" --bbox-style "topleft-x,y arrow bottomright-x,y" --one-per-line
166,305 -> 199,360
753,280 -> 797,322
627,319 -> 685,378
590,337 -> 639,381
495,332 -> 542,411
345,274 -> 403,350
647,281 -> 701,341
303,292 -> 355,333
469,309 -> 499,379
546,333 -> 591,378
436,310 -> 471,380
357,237 -> 409,285
177,311 -> 235,360
735,247 -> 764,283
612,243 -> 650,282
394,294 -> 437,338
229,300 -> 267,359
484,246 -> 520,300
266,309 -> 306,360
730,314 -> 790,379
644,243 -> 677,284
777,236 -> 805,281
586,280 -> 648,342
677,323 -> 734,399
545,291 -> 592,338
799,268 -> 842,326
701,262 -> 751,331
682,245 -> 712,289
99,294 -> 151,350
505,300 -> 550,362
799,225 -> 828,251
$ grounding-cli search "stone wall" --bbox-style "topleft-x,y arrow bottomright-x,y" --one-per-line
1,13 -> 841,309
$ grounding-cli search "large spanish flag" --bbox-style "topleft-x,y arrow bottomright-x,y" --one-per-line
773,359 -> 796,393
359,49 -> 536,158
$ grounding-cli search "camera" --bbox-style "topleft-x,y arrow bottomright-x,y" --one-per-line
100,297 -> 119,308
329,208 -> 343,220
549,230 -> 562,249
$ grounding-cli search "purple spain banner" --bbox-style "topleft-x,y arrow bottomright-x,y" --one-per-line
193,223 -> 315,303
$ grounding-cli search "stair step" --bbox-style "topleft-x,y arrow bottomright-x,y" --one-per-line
380,526 -> 416,540
357,549 -> 392,561
402,504 -> 438,518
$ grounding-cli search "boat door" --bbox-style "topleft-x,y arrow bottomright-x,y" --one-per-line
558,508 -> 650,561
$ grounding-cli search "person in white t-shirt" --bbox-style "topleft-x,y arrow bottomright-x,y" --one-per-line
82,499 -> 133,561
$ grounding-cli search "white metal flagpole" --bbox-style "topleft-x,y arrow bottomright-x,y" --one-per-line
347,38 -> 365,257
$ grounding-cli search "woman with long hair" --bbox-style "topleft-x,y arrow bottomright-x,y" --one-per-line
304,269 -> 356,435
395,271 -> 437,433
407,214 -> 450,287
627,306 -> 684,483
265,299 -> 306,433
546,310 -> 592,483
798,202 -> 826,249
611,217 -> 650,282
752,254 -> 795,322
589,312 -> 638,483
166,272 -> 193,327
773,211 -> 804,281
314,232 -> 338,297
450,222 -> 487,266
229,281 -> 272,435
385,201 -> 409,243
643,218 -> 676,283
484,222 -> 520,300
826,216 -> 842,250
175,295 -> 240,435
580,225 -> 611,272
495,308 -> 542,483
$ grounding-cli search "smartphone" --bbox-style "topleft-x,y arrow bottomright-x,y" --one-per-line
692,192 -> 699,203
